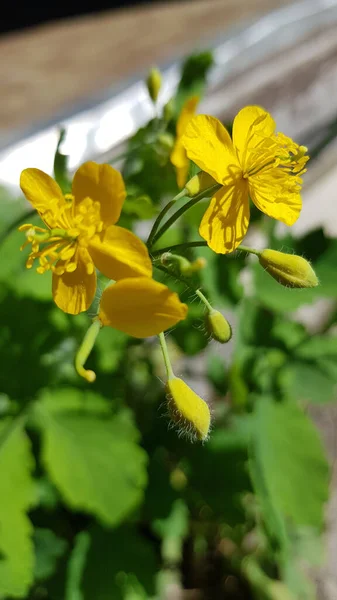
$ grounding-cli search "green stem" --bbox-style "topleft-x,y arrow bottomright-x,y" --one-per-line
238,245 -> 261,256
152,241 -> 259,259
147,189 -> 187,248
158,332 -> 174,379
151,240 -> 208,258
75,319 -> 102,382
149,183 -> 221,248
195,289 -> 213,312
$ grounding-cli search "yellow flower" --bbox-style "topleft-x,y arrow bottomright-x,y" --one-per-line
19,162 -> 152,314
170,96 -> 199,189
98,277 -> 188,337
182,106 -> 309,253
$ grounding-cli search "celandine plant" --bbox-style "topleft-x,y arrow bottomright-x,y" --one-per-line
2,57 -> 331,600
19,94 -> 316,443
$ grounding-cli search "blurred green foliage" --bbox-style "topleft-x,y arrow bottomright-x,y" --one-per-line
0,52 -> 335,600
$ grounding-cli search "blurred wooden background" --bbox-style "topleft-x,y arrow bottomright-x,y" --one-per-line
0,0 -> 292,135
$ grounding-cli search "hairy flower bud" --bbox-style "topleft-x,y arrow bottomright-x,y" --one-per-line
146,67 -> 162,103
206,309 -> 232,344
185,171 -> 218,197
166,377 -> 211,441
259,249 -> 319,288
161,253 -> 205,277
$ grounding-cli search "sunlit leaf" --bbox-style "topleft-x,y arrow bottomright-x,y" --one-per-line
279,362 -> 336,404
37,388 -> 148,526
250,396 -> 329,530
0,420 -> 35,597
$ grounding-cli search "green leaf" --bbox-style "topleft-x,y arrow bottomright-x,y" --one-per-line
295,335 -> 337,360
271,319 -> 307,351
0,420 -> 35,597
279,361 -> 336,404
81,525 -> 158,600
187,423 -> 252,524
38,388 -> 148,527
34,528 -> 67,581
250,397 -> 329,530
250,399 -> 328,598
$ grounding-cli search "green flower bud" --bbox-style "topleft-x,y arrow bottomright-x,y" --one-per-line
259,249 -> 319,288
163,98 -> 174,122
185,171 -> 217,197
206,309 -> 232,344
161,252 -> 205,277
146,67 -> 162,103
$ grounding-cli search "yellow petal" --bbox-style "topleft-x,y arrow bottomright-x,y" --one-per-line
170,140 -> 190,189
182,115 -> 239,185
99,278 -> 188,337
176,95 -> 199,138
72,162 -> 125,227
88,225 -> 152,280
20,168 -> 65,228
249,172 -> 302,226
199,182 -> 249,253
232,105 -> 276,169
52,248 -> 96,315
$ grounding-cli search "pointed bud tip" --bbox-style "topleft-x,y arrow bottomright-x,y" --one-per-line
163,98 -> 174,122
185,171 -> 217,197
259,249 -> 319,289
146,67 -> 162,103
206,309 -> 232,344
166,377 -> 211,442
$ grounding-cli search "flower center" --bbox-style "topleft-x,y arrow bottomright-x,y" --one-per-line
19,195 -> 104,275
19,225 -> 78,274
243,132 -> 308,187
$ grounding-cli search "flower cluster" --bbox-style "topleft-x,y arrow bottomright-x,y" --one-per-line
19,96 -> 315,442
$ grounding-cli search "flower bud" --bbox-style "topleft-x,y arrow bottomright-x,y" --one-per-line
161,252 -> 191,273
181,257 -> 206,276
146,67 -> 162,103
161,252 -> 206,277
206,309 -> 232,344
163,98 -> 174,122
185,171 -> 218,197
259,249 -> 319,288
166,377 -> 211,441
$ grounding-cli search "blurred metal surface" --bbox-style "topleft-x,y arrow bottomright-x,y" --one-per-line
0,0 -> 337,192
